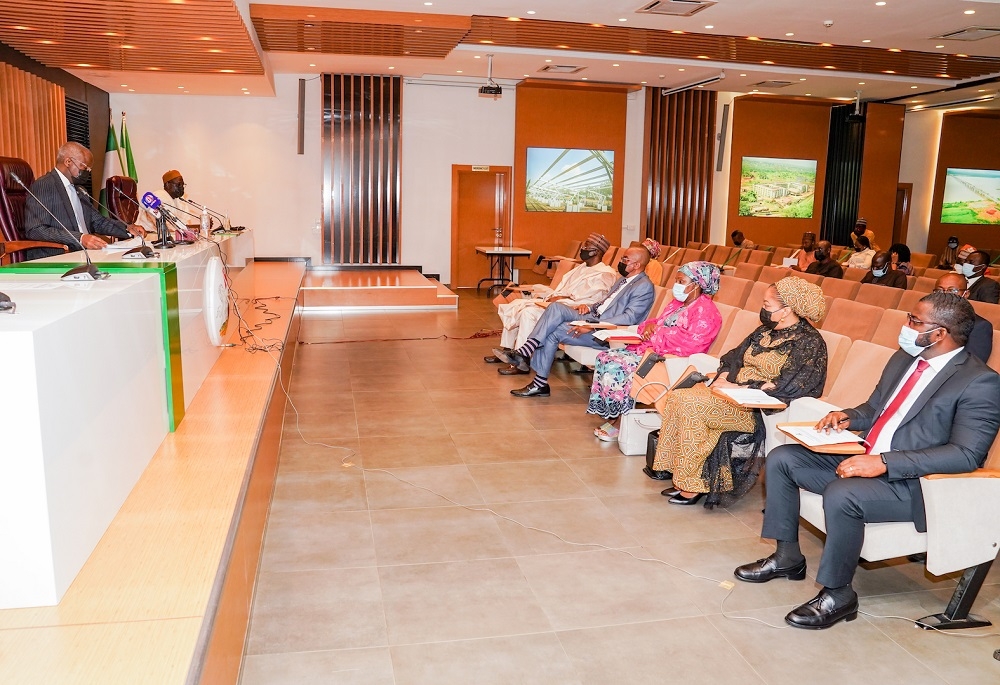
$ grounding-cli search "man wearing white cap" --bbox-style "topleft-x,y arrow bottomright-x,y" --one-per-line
488,233 -> 618,371
137,169 -> 199,241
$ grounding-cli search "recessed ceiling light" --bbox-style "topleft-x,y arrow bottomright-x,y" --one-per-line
911,85 -> 918,89
889,48 -> 901,52
208,49 -> 223,53
524,74 -> 529,77
752,89 -> 759,92
177,85 -> 184,89
545,59 -> 552,62
309,63 -> 316,67
220,69 -> 235,73
641,81 -> 647,84
456,70 -> 462,73
307,14 -> 314,17
762,60 -> 774,65
128,89 -> 134,92
862,39 -> 871,43
103,31 -> 119,36
183,90 -> 189,93
241,87 -> 248,91
705,25 -> 714,29
884,70 -> 896,74
424,2 -> 433,5
619,18 -> 627,22
820,42 -> 833,47
678,68 -> 685,72
613,63 -> 619,67
786,33 -> 794,37
858,81 -> 866,85
507,17 -> 521,22
739,73 -> 746,77
799,78 -> 807,81
147,67 -> 159,70
13,25 -> 31,30
38,39 -> 57,44
939,73 -> 950,77
747,36 -> 760,41
824,65 -> 836,69
198,36 -> 213,41
805,93 -> 812,96
671,30 -> 684,34
120,83 -> 127,87
965,9 -> 975,14
979,89 -> 987,92
527,10 -> 535,14
388,66 -> 395,70
875,1 -> 886,5
957,53 -> 968,58
76,63 -> 91,67
243,92 -> 250,95
474,55 -> 481,59
582,77 -> 588,80
697,55 -> 709,59
307,47 -> 315,50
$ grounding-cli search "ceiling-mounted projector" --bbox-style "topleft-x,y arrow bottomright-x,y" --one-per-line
479,53 -> 502,98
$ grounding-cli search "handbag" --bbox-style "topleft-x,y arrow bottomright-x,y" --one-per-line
645,429 -> 661,472
618,409 -> 663,456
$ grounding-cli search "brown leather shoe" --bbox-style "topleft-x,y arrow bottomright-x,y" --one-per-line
498,365 -> 528,375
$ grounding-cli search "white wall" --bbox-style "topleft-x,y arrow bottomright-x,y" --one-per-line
897,109 -> 944,253
399,80 -> 516,282
109,73 -> 323,261
709,91 -> 739,245
620,88 -> 646,247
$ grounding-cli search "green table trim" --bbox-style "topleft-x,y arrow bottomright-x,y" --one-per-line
2,261 -> 184,431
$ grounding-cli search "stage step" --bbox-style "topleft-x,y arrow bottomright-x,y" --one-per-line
302,269 -> 458,309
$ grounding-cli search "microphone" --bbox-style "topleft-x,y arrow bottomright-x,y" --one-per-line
140,192 -> 176,249
179,197 -> 236,231
77,186 -> 156,259
0,291 -> 14,314
9,171 -> 109,281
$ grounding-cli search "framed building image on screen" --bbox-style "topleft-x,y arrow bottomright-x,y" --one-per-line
941,168 -> 1000,225
738,157 -> 817,218
526,148 -> 614,212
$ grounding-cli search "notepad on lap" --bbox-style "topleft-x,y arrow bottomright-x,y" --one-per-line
711,387 -> 787,409
777,422 -> 865,454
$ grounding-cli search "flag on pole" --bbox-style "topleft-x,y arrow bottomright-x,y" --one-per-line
99,112 -> 123,217
120,111 -> 137,182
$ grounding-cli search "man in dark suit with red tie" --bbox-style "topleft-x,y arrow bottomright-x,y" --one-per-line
734,292 -> 1000,629
23,141 -> 143,260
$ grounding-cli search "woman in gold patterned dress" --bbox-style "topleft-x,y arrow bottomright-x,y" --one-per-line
650,276 -> 829,507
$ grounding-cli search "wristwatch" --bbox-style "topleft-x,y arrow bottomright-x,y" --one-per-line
880,453 -> 887,465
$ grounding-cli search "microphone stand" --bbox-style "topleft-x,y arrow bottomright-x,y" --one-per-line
80,186 -> 156,259
10,172 -> 109,281
179,197 -> 232,231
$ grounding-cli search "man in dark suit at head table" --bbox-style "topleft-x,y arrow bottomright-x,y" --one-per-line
734,292 -> 1000,629
23,141 -> 145,260
959,250 -> 1000,304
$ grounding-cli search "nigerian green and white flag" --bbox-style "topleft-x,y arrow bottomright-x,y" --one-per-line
120,112 -> 137,181
98,114 -> 123,217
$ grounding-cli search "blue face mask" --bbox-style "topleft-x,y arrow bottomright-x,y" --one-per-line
672,282 -> 691,302
898,325 -> 940,357
957,263 -> 977,278
871,266 -> 889,278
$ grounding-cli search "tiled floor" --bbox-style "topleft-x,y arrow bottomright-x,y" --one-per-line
241,291 -> 1000,684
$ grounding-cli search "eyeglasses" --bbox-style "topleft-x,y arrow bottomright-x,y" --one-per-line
70,158 -> 92,172
907,313 -> 946,329
932,287 -> 965,295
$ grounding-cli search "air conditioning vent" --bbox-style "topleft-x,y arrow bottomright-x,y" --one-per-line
752,80 -> 794,88
538,64 -> 586,74
933,26 -> 1000,41
636,0 -> 717,18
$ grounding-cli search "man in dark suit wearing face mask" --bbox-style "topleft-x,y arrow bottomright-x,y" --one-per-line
23,142 -> 144,260
958,251 -> 1000,304
860,251 -> 907,289
733,292 -> 1000,630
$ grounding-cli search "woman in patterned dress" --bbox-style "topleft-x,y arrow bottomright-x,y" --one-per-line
589,261 -> 723,441
650,276 -> 828,506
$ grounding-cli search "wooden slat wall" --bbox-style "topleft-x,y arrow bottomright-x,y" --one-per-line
322,74 -> 401,265
642,88 -> 716,248
0,62 -> 65,177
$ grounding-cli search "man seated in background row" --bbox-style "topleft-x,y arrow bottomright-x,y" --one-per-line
806,240 -> 843,279
850,217 -> 879,251
957,250 -> 999,304
487,233 -> 618,374
934,272 -> 992,363
860,251 -> 907,289
791,231 -> 817,272
24,141 -> 144,259
731,230 -> 755,251
137,170 -> 199,242
494,246 -> 655,398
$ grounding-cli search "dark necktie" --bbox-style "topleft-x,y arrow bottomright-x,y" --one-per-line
864,359 -> 929,453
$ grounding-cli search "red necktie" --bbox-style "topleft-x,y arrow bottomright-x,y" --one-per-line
864,359 -> 929,453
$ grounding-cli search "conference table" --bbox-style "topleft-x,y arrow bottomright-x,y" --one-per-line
475,245 -> 532,294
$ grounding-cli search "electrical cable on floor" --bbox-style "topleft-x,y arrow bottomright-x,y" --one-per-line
261,329 -> 1000,639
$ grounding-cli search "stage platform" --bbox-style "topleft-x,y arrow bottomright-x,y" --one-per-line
301,268 -> 457,309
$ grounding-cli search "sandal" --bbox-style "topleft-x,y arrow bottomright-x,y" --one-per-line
594,422 -> 619,442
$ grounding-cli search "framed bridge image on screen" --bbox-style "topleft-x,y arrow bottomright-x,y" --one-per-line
941,168 -> 1000,225
738,156 -> 817,219
525,147 -> 614,213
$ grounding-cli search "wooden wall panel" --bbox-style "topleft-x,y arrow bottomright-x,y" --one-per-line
857,103 -> 905,248
641,88 -> 716,248
926,111 -> 1000,257
0,62 -> 65,176
512,81 -> 628,269
727,95 -> 833,248
322,74 -> 401,265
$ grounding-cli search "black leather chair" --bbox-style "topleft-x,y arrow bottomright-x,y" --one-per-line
0,156 -> 67,264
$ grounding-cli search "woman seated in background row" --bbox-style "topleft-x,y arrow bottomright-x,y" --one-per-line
846,235 -> 876,270
939,236 -> 960,269
641,238 -> 664,285
648,276 -> 828,507
889,242 -> 913,275
590,261 -> 723,441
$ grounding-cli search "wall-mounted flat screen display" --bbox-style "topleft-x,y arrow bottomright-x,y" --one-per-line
526,147 -> 614,213
941,168 -> 1000,225
738,156 -> 817,218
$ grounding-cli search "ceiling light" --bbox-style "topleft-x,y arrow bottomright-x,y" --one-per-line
524,74 -> 529,77
208,49 -> 223,53
76,63 -> 92,67
762,60 -> 774,65
178,85 -> 184,89
858,81 -> 866,85
619,18 -> 627,22
786,33 -> 794,37
936,45 -> 945,49
243,92 -> 250,95
739,73 -> 747,77
883,70 -> 896,73
183,90 -> 189,94
456,70 -> 463,73
309,63 -> 315,67
527,10 -> 536,15
556,44 -> 569,48
388,66 -> 395,70
820,42 -> 833,47
980,89 -> 988,93
120,83 -> 127,87
307,47 -> 315,50
474,55 -> 481,59
241,87 -> 248,91
824,65 -> 836,69
911,85 -> 918,89
119,44 -> 136,49
12,25 -> 30,30
696,55 -> 709,59
424,2 -> 433,5
939,73 -> 950,77
957,54 -> 968,58
806,93 -> 812,96
128,89 -> 134,92
799,77 -> 807,81
307,14 -> 314,18
147,67 -> 160,70
103,32 -> 119,36
705,25 -> 714,29
862,39 -> 871,43
220,69 -> 235,73
671,30 -> 684,34
747,36 -> 760,41
198,36 -> 213,41
875,1 -> 886,5
582,77 -> 588,80
37,40 -> 57,44
678,68 -> 685,71
641,81 -> 647,84
965,9 -> 975,14
545,59 -> 552,63
889,48 -> 901,52
612,63 -> 620,67
752,89 -> 759,92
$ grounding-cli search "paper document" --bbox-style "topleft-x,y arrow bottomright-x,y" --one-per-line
570,320 -> 618,329
103,236 -> 144,251
592,326 -> 639,341
714,387 -> 786,408
780,425 -> 862,447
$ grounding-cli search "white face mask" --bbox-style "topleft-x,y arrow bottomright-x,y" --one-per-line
898,325 -> 940,357
672,282 -> 691,302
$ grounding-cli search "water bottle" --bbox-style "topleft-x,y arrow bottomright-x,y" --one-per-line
200,206 -> 210,235
494,226 -> 503,248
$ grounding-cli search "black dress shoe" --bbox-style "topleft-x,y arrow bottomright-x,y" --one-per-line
511,383 -> 550,398
734,555 -> 807,583
642,467 -> 673,481
785,589 -> 859,630
493,347 -> 530,372
498,365 -> 529,375
660,488 -> 680,497
668,492 -> 704,505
